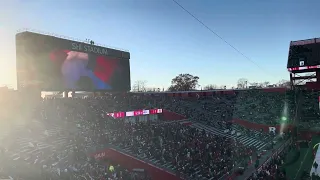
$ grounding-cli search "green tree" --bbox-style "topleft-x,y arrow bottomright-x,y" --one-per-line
168,73 -> 199,91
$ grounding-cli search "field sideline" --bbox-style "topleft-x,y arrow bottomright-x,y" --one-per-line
285,136 -> 320,180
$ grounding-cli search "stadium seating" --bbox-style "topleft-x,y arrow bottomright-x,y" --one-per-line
0,97 -> 153,180
233,90 -> 294,125
108,121 -> 253,179
247,149 -> 287,180
0,88 -> 308,180
299,90 -> 320,130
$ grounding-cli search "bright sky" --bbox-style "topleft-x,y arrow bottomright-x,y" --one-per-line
1,0 -> 320,90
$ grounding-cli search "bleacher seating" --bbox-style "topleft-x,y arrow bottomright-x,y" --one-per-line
300,90 -> 320,130
233,90 -> 292,125
0,88 -> 313,180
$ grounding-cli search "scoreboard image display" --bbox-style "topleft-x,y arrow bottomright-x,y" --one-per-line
287,38 -> 320,71
16,31 -> 131,91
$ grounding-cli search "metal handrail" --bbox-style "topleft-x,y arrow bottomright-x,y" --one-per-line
244,138 -> 293,180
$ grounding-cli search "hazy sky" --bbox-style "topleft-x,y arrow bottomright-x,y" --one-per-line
1,0 -> 320,89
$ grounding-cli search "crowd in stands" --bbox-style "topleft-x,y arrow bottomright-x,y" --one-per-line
108,121 -> 253,179
0,88 -> 317,180
247,145 -> 290,180
152,95 -> 234,129
152,90 -> 296,128
299,90 -> 320,130
0,95 -> 154,180
233,90 -> 296,125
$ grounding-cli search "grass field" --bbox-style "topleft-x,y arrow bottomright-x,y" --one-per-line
285,136 -> 320,180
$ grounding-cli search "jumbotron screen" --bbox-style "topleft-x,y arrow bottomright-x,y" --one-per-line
287,38 -> 320,71
16,31 -> 131,91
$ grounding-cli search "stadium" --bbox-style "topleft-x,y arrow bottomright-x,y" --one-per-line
0,27 -> 319,180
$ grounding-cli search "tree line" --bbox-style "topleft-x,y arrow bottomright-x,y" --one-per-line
132,73 -> 291,92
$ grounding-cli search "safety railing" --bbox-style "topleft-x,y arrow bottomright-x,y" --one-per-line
244,138 -> 293,179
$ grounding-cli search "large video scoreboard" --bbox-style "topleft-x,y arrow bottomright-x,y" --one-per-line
287,38 -> 320,72
16,31 -> 131,91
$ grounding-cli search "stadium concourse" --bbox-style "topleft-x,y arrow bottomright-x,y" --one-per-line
1,87 -> 319,180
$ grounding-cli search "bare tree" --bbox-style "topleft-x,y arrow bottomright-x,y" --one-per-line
261,81 -> 270,88
144,87 -> 152,92
249,82 -> 259,87
203,84 -> 218,90
237,78 -> 248,89
277,79 -> 290,87
132,80 -> 147,92
145,87 -> 161,92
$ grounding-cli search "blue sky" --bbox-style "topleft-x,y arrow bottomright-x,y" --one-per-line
1,0 -> 320,90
